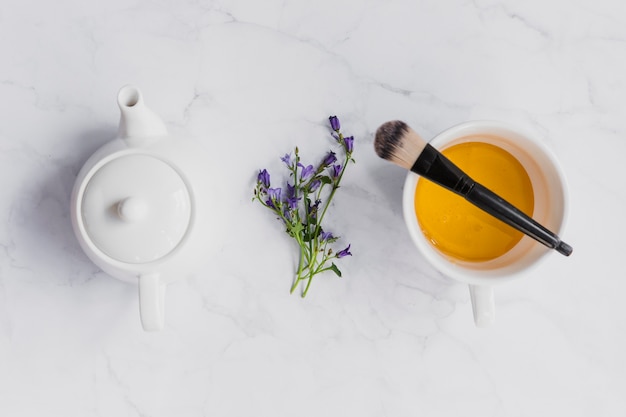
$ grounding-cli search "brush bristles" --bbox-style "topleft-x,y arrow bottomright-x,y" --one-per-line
374,121 -> 428,170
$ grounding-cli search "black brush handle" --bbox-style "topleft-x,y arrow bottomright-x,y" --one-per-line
411,144 -> 572,256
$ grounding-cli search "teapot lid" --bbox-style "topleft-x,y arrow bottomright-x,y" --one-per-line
80,154 -> 191,264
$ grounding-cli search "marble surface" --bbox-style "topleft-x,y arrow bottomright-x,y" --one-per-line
1,0 -> 625,415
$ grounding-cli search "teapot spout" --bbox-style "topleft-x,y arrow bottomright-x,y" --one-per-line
117,85 -> 167,141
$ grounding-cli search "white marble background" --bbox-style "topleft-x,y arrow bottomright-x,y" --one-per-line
1,0 -> 625,416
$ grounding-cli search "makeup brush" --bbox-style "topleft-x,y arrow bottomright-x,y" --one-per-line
374,121 -> 573,256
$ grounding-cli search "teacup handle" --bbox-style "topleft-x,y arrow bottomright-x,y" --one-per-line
469,285 -> 495,327
139,273 -> 166,331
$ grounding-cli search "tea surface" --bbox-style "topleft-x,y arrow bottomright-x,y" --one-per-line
414,141 -> 534,262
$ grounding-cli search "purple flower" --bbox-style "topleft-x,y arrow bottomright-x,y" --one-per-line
343,136 -> 354,153
266,187 -> 282,209
285,183 -> 300,209
321,231 -> 334,242
281,153 -> 293,167
299,164 -> 314,181
332,164 -> 342,178
329,115 -> 340,131
309,179 -> 321,192
286,197 -> 299,210
283,206 -> 292,221
336,244 -> 352,258
267,187 -> 282,202
322,151 -> 337,166
258,169 -> 270,189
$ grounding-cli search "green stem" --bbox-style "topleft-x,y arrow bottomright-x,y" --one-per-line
313,153 -> 351,239
302,272 -> 314,297
302,253 -> 320,297
291,241 -> 306,294
302,252 -> 335,297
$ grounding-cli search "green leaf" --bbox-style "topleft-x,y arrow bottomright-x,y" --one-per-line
329,263 -> 342,277
290,222 -> 304,236
319,175 -> 332,185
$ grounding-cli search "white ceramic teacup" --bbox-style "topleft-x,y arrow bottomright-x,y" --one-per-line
402,121 -> 569,327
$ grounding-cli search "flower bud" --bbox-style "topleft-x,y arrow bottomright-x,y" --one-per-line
329,115 -> 341,131
337,244 -> 352,258
322,151 -> 337,167
343,136 -> 354,153
258,169 -> 270,189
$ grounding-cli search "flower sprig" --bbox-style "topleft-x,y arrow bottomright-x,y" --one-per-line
254,116 -> 355,297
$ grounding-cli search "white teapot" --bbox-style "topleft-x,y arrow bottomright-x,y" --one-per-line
71,85 -> 218,331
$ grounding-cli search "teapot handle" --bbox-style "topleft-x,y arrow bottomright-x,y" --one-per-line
139,273 -> 166,331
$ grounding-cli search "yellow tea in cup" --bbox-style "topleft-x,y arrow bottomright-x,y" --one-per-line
414,139 -> 534,262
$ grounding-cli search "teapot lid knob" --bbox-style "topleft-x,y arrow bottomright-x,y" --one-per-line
117,197 -> 148,223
